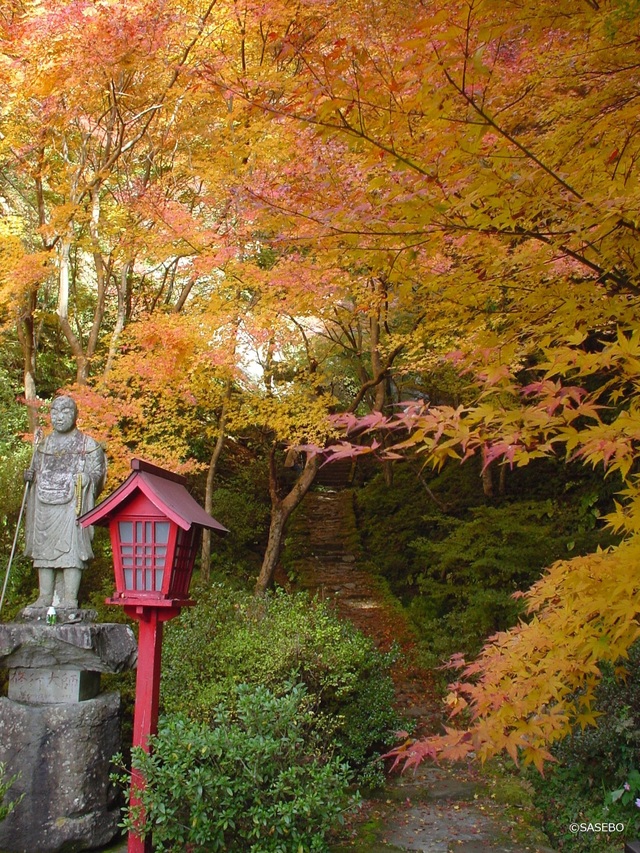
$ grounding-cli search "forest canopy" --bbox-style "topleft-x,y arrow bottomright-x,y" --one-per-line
1,0 -> 640,769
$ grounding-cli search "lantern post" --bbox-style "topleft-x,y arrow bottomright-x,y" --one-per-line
79,459 -> 228,853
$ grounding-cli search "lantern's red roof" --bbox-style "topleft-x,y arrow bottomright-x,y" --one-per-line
79,458 -> 229,535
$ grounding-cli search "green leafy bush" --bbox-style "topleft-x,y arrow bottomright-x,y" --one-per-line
605,768 -> 640,837
161,587 -> 400,786
118,684 -> 358,852
407,502 -> 554,659
203,460 -> 271,585
407,498 -> 617,665
354,465 -> 473,592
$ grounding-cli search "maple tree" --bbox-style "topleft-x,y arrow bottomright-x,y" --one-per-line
217,0 -> 640,765
0,3 -> 345,592
66,252 -> 343,589
2,0 -> 640,769
0,0 -> 243,409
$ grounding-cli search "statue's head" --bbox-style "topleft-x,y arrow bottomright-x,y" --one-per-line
50,395 -> 78,434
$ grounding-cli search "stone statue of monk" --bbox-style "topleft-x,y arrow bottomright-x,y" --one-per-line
24,396 -> 107,610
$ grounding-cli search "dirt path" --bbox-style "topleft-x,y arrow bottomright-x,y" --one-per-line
288,490 -> 556,853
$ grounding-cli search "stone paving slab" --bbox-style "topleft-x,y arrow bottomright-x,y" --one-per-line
335,760 -> 557,853
377,763 -> 554,853
382,800 -> 527,852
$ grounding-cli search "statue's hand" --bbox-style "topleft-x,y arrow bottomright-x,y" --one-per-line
24,468 -> 35,483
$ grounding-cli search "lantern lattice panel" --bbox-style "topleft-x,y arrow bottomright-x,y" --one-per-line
171,528 -> 200,597
118,520 -> 170,593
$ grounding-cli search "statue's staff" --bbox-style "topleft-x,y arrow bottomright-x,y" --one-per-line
0,427 -> 43,616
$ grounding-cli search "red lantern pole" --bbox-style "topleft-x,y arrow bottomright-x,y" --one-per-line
125,605 -> 180,853
78,459 -> 229,852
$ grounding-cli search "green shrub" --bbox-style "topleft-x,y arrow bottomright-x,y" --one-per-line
205,460 -> 271,585
407,499 -> 617,665
412,501 -> 559,586
354,465 -> 463,592
161,587 -> 401,786
118,684 -> 358,852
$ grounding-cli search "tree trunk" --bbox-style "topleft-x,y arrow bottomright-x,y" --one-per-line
370,308 -> 386,413
17,287 -> 38,433
85,188 -> 108,369
57,237 -> 89,384
17,171 -> 56,425
255,503 -> 287,597
104,261 -> 131,377
200,381 -> 232,581
409,460 -> 447,510
254,448 -> 321,595
499,463 -> 507,496
481,448 -> 494,498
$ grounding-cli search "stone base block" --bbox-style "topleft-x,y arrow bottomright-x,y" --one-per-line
20,607 -> 98,625
8,668 -> 101,704
0,623 -> 137,673
0,692 -> 122,853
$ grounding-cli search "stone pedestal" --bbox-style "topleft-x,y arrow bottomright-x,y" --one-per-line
0,620 -> 137,853
20,606 -> 98,625
0,693 -> 122,853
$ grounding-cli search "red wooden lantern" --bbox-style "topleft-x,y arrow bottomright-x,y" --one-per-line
81,458 -> 228,608
79,458 -> 228,853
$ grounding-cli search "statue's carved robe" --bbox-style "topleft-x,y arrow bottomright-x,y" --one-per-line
24,431 -> 107,570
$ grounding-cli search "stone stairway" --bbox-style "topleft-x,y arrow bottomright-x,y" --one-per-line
289,490 -> 446,734
293,491 -> 382,616
289,488 -> 556,853
314,457 -> 356,490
